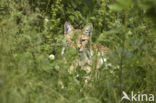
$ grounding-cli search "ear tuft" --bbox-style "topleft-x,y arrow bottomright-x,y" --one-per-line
64,22 -> 74,34
83,23 -> 93,36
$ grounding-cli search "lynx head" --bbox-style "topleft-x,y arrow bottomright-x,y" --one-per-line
64,22 -> 93,53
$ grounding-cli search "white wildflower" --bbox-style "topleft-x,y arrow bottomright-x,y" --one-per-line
45,18 -> 49,22
49,54 -> 55,60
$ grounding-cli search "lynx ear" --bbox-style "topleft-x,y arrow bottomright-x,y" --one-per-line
83,23 -> 93,36
64,22 -> 74,34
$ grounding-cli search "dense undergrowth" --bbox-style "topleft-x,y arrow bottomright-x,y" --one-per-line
0,0 -> 156,103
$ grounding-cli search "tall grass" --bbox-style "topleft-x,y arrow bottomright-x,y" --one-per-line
0,0 -> 156,103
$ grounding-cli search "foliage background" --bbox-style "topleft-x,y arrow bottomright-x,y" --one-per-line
0,0 -> 156,103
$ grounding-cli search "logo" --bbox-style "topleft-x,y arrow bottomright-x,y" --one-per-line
121,91 -> 154,102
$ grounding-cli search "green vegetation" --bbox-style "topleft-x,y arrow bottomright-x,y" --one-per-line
0,0 -> 156,103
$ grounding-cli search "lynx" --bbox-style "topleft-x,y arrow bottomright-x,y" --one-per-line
62,22 -> 110,74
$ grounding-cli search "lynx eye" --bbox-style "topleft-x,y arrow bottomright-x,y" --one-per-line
81,39 -> 86,42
